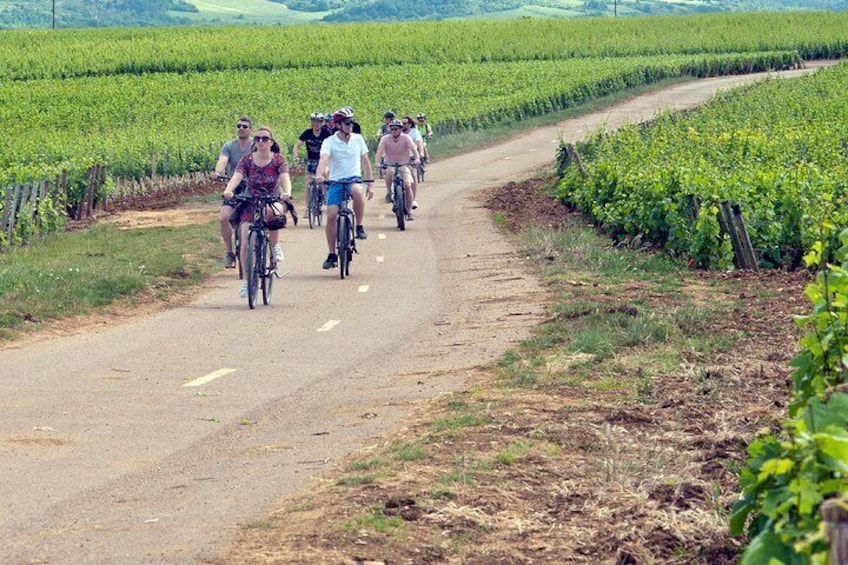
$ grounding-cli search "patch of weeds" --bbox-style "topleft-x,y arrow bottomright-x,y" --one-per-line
635,367 -> 655,404
246,520 -> 273,530
340,506 -> 403,534
346,456 -> 387,472
446,398 -> 470,411
428,488 -> 457,501
671,305 -> 719,337
566,324 -> 618,360
492,211 -> 506,226
432,412 -> 492,434
496,440 -> 533,466
392,441 -> 429,462
620,312 -> 673,347
439,468 -> 476,486
336,474 -> 376,487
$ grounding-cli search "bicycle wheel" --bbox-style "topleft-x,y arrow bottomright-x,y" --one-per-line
232,224 -> 243,280
316,186 -> 324,227
246,230 -> 261,309
393,181 -> 406,231
337,214 -> 350,280
307,184 -> 316,229
261,236 -> 274,305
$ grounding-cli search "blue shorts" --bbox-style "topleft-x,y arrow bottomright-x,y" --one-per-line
326,177 -> 361,207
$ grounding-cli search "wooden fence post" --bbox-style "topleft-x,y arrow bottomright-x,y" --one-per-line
822,499 -> 848,565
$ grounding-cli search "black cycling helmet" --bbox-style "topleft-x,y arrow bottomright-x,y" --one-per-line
384,110 -> 396,119
416,113 -> 427,119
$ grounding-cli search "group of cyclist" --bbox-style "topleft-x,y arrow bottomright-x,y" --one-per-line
211,107 -> 434,296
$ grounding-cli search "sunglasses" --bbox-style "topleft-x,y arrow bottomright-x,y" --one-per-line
339,119 -> 354,126
254,135 -> 271,143
390,127 -> 401,131
236,123 -> 251,129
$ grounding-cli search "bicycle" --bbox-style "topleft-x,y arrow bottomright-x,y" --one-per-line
306,176 -> 325,229
381,163 -> 410,231
231,192 -> 285,308
415,158 -> 425,184
318,178 -> 372,279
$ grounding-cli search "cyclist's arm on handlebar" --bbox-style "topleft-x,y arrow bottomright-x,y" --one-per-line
223,172 -> 244,198
209,154 -> 229,180
277,173 -> 293,198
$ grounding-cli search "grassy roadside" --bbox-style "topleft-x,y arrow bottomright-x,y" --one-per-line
0,77 -> 688,343
222,178 -> 807,563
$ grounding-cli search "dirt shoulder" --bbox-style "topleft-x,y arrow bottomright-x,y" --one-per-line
217,176 -> 808,565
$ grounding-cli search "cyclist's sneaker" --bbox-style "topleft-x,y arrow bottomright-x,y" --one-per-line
406,213 -> 415,221
322,253 -> 338,270
412,200 -> 419,210
239,281 -> 248,298
225,252 -> 236,268
384,192 -> 392,204
355,225 -> 368,240
273,244 -> 284,261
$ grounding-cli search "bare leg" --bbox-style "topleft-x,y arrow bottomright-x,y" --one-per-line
351,184 -> 365,225
325,206 -> 339,253
219,205 -> 234,254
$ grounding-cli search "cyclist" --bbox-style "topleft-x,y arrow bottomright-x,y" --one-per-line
222,126 -> 291,298
323,111 -> 337,136
292,112 -> 332,211
401,116 -> 426,210
341,105 -> 362,134
376,110 -> 396,191
376,110 -> 396,139
416,113 -> 433,163
374,119 -> 420,220
209,116 -> 253,268
315,107 -> 375,270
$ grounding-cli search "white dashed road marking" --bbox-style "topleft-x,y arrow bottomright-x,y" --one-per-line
183,368 -> 237,388
317,320 -> 341,332
358,285 -> 369,293
378,233 -> 387,240
376,256 -> 385,263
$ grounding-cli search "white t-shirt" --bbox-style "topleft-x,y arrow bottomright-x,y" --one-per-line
320,133 -> 369,181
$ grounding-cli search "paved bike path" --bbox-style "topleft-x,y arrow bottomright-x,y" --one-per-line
0,65 -> 826,563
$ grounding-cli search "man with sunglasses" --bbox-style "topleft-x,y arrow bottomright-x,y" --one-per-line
210,116 -> 254,268
315,108 -> 375,270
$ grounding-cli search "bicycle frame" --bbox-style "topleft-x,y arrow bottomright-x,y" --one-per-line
334,181 -> 357,280
307,178 -> 325,230
382,163 -> 409,231
232,192 -> 282,308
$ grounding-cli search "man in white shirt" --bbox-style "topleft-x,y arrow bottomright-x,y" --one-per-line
316,108 -> 375,270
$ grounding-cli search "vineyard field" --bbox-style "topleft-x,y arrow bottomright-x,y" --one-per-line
1,11 -> 846,248
557,61 -> 848,269
0,12 -> 846,81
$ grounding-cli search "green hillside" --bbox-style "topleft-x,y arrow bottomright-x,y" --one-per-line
0,0 -> 845,29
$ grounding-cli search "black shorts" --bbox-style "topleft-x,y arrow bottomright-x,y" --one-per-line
307,159 -> 319,175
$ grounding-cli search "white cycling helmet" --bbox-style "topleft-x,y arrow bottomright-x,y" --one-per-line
309,112 -> 324,121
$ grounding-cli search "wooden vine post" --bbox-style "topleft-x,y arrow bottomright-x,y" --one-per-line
822,499 -> 848,565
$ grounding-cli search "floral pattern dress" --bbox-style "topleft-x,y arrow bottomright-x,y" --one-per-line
235,152 -> 288,223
